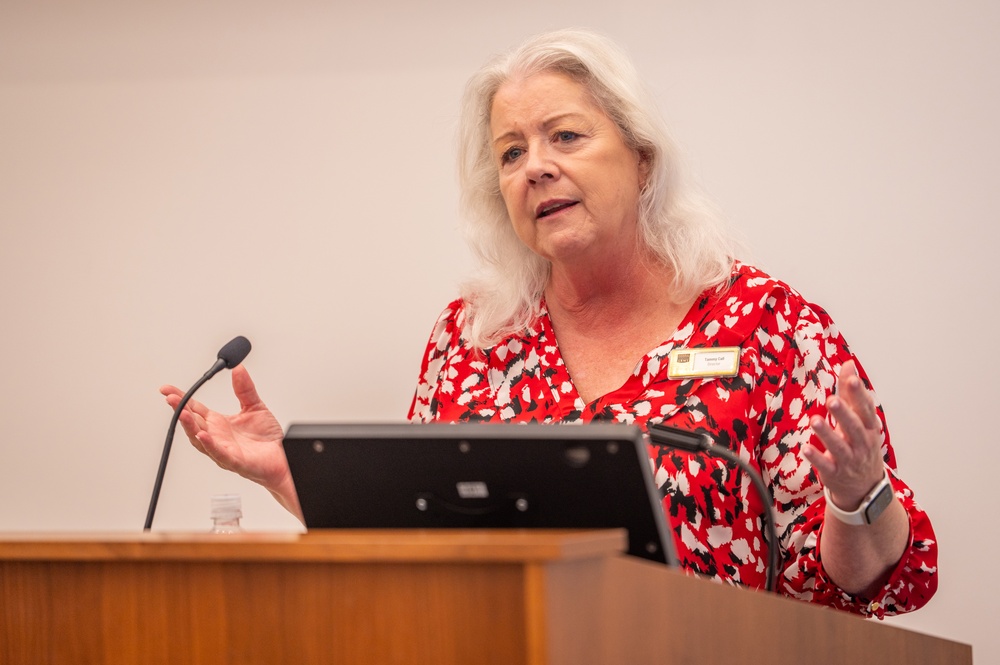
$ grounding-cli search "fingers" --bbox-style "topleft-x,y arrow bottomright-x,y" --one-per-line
160,385 -> 211,419
825,394 -> 870,459
161,384 -> 215,457
807,359 -> 886,506
176,408 -> 209,455
231,365 -> 264,412
802,434 -> 836,477
813,360 -> 880,460
159,385 -> 181,398
177,410 -> 241,476
836,360 -> 880,431
161,365 -> 260,420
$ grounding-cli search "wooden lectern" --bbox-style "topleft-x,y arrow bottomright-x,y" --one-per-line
0,530 -> 972,664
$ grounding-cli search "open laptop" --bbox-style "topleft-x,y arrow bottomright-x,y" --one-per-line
283,422 -> 676,565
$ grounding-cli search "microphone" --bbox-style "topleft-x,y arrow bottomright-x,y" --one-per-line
143,336 -> 252,531
648,423 -> 779,593
214,335 -> 252,371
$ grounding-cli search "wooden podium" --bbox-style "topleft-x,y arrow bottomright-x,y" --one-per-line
0,530 -> 971,664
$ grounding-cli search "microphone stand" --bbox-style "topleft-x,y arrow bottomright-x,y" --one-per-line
143,360 -> 227,531
144,336 -> 250,531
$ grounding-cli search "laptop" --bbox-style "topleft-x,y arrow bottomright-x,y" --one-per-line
283,422 -> 676,565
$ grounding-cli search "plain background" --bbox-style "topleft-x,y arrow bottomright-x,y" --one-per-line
1,1 -> 997,661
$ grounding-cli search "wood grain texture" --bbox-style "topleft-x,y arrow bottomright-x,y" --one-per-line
2,558 -> 532,664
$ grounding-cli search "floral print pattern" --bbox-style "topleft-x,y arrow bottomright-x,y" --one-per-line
408,263 -> 937,617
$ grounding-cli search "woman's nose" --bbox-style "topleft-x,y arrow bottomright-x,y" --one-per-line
524,144 -> 558,183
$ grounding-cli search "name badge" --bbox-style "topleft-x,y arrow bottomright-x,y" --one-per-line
667,346 -> 741,379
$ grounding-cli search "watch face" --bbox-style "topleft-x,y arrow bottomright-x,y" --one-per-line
864,484 -> 894,524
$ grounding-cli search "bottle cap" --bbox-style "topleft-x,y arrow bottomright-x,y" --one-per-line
210,494 -> 242,521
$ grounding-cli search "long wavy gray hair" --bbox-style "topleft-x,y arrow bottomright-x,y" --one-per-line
457,29 -> 739,350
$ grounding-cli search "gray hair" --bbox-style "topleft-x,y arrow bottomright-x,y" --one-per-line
457,28 -> 740,349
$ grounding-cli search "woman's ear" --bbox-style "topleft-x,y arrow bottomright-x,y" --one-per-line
638,149 -> 652,190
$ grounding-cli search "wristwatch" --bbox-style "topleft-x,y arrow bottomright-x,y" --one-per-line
823,469 -> 894,525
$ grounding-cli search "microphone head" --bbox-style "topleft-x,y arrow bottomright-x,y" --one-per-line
217,336 -> 252,369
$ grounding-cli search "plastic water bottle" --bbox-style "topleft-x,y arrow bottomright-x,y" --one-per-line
210,494 -> 243,533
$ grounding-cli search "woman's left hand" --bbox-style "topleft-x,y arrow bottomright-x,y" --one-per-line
803,359 -> 909,597
803,359 -> 885,511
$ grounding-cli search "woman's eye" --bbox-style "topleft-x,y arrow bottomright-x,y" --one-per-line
556,131 -> 578,142
501,147 -> 524,164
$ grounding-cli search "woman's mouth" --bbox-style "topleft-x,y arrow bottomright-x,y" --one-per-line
536,200 -> 578,219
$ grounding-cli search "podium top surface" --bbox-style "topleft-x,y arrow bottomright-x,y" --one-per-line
0,528 -> 629,563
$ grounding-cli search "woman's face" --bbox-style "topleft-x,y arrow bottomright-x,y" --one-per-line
490,72 -> 648,268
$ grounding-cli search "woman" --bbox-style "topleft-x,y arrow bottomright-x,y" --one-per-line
162,29 -> 936,618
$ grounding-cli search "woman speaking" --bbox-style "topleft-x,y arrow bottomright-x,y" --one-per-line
161,29 -> 937,618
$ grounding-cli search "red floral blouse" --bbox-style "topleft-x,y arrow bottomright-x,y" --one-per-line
408,263 -> 937,617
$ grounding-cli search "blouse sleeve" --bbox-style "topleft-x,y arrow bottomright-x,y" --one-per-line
760,300 -> 938,617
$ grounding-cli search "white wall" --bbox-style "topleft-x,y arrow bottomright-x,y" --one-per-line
1,1 -> 996,661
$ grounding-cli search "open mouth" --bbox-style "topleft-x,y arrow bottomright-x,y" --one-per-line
536,200 -> 578,219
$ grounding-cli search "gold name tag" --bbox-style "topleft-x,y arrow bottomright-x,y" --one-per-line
667,346 -> 741,379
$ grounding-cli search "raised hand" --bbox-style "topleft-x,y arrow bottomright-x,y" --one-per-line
804,359 -> 886,510
160,365 -> 301,519
803,358 -> 907,596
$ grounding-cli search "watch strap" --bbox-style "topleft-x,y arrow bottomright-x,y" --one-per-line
823,468 -> 893,526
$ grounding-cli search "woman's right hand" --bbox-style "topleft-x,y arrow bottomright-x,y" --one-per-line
159,365 -> 302,521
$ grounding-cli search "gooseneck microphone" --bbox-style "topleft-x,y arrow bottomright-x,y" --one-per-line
648,422 -> 780,593
143,336 -> 252,531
